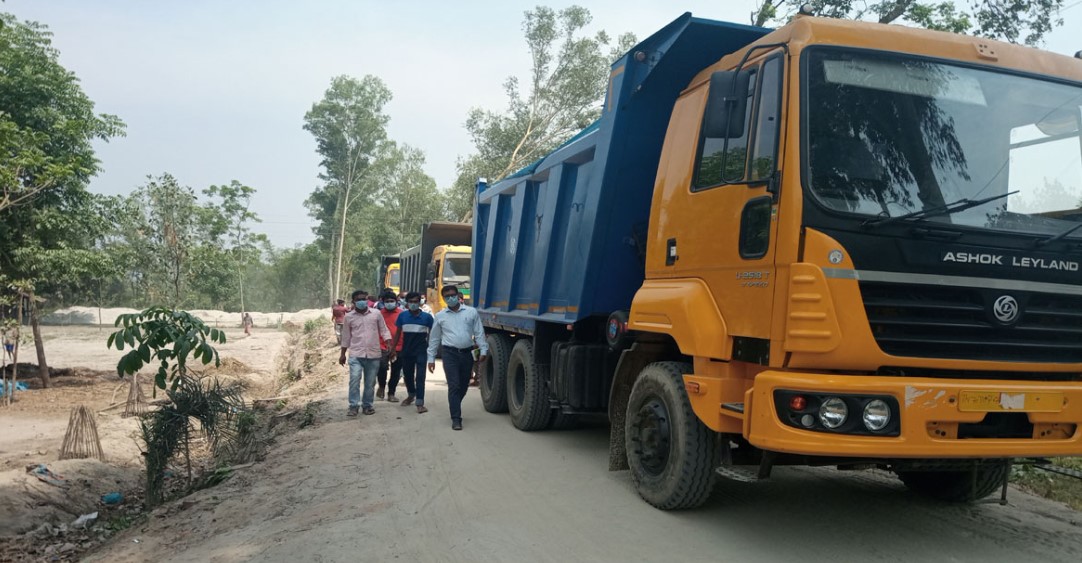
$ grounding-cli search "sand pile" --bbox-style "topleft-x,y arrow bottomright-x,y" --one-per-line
44,307 -> 329,328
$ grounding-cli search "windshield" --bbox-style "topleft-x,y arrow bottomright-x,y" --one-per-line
806,49 -> 1082,236
388,268 -> 400,287
442,255 -> 471,285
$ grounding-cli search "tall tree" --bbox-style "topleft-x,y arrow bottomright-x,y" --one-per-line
303,75 -> 392,304
373,143 -> 447,255
0,13 -> 124,213
0,13 -> 124,387
448,5 -> 636,220
751,1 -> 1064,45
201,181 -> 267,312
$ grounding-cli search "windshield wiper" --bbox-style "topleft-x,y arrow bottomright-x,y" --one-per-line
862,190 -> 1018,229
1035,222 -> 1082,247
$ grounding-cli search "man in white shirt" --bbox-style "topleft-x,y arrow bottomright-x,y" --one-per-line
427,284 -> 488,430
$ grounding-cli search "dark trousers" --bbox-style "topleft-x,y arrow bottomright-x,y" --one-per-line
400,354 -> 427,406
378,353 -> 402,394
442,347 -> 475,422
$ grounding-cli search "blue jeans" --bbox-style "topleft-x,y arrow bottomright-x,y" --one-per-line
442,348 -> 474,422
348,357 -> 381,409
399,354 -> 427,406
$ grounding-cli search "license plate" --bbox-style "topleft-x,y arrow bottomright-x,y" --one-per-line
957,391 -> 1064,413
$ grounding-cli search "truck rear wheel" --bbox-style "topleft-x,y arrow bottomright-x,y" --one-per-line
625,361 -> 717,510
481,333 -> 511,413
896,462 -> 1008,502
507,339 -> 552,431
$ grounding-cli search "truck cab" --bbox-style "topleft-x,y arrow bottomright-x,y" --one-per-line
426,244 -> 472,313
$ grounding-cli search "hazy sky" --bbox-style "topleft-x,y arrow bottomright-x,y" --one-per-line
6,1 -> 1082,247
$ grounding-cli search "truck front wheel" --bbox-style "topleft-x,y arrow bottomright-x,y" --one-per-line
481,333 -> 512,413
625,361 -> 717,509
507,339 -> 552,431
896,462 -> 1008,502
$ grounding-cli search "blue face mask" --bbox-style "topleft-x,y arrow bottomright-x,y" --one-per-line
408,302 -> 420,312
445,295 -> 460,307
384,302 -> 397,311
354,300 -> 368,311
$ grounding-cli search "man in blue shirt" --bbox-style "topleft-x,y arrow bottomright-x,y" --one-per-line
427,284 -> 488,430
390,291 -> 434,414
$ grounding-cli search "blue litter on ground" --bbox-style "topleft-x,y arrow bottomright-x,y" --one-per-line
101,492 -> 124,505
1,380 -> 29,397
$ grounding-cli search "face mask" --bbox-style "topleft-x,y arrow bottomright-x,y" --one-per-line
355,300 -> 368,311
445,295 -> 460,307
408,303 -> 420,312
384,302 -> 397,311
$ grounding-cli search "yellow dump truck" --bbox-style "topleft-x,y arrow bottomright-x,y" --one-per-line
472,12 -> 1082,509
400,222 -> 472,314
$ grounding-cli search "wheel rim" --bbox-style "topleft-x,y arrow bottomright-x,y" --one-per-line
632,396 -> 672,477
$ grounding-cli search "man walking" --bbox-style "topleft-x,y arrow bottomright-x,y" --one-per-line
331,298 -> 348,341
427,284 -> 487,430
391,291 -> 433,414
339,289 -> 392,417
377,290 -> 404,402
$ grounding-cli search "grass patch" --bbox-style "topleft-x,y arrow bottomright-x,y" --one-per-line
1012,458 -> 1082,510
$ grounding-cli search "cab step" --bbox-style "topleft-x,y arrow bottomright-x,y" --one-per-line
715,465 -> 760,483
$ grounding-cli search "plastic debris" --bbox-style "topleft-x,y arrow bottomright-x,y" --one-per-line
27,464 -> 68,487
72,512 -> 98,529
101,492 -> 124,505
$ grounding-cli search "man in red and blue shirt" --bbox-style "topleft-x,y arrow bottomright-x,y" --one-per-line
378,290 -> 404,401
391,291 -> 434,414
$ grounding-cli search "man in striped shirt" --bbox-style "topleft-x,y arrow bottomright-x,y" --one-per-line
338,289 -> 392,417
391,291 -> 434,414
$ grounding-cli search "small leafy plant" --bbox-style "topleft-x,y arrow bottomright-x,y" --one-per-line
108,307 -> 226,389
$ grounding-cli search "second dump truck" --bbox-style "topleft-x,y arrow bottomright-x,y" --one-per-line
472,12 -> 1082,509
400,221 -> 473,313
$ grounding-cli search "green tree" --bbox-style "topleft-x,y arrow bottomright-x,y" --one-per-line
0,13 -> 124,212
200,181 -> 267,312
303,75 -> 393,304
0,13 -> 124,387
751,1 -> 1064,45
448,5 -> 636,220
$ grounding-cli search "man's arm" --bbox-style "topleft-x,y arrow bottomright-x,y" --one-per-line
390,316 -> 404,353
427,315 -> 442,363
338,317 -> 351,365
471,309 -> 488,361
377,314 -> 392,350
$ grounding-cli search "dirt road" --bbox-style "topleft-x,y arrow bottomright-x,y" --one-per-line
88,373 -> 1082,563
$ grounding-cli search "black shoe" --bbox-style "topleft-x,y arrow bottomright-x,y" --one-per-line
452,420 -> 462,431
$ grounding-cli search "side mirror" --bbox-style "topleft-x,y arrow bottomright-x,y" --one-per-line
702,70 -> 751,139
426,279 -> 435,289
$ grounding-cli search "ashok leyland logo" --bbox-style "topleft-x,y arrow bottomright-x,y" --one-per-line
992,295 -> 1020,324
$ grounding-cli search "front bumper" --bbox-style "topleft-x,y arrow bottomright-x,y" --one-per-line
746,371 -> 1082,458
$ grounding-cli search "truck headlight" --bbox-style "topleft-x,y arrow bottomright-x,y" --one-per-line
862,399 -> 891,431
819,397 -> 848,429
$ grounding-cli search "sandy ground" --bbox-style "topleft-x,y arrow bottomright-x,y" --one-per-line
8,325 -> 1081,562
85,375 -> 1082,563
0,325 -> 289,539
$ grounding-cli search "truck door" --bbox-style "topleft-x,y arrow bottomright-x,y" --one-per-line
676,53 -> 785,341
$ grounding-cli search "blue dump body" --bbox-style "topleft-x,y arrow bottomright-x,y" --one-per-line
472,14 -> 769,333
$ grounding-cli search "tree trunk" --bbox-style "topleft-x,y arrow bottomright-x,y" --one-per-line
9,296 -> 23,405
29,295 -> 50,388
334,193 -> 350,302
